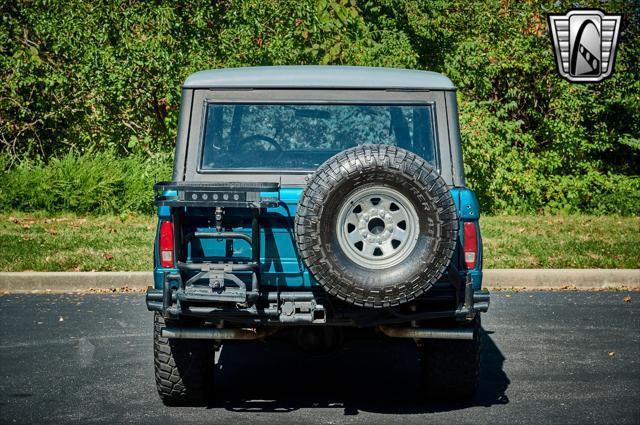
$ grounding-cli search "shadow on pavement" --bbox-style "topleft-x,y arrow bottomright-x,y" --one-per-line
210,329 -> 509,415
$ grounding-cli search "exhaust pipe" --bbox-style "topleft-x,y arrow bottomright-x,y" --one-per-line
473,301 -> 489,312
161,326 -> 279,340
378,325 -> 474,340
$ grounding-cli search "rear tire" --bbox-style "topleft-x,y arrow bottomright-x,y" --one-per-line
295,145 -> 458,308
153,313 -> 215,405
418,317 -> 481,400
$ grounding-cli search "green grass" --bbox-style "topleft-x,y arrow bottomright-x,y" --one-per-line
0,213 -> 638,271
481,215 -> 640,269
0,213 -> 155,272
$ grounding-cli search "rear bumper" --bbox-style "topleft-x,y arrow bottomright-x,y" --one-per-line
146,280 -> 490,327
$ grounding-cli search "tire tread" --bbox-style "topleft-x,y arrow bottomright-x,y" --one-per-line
153,313 -> 215,405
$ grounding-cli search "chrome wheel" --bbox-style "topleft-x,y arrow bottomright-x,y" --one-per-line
336,186 -> 420,269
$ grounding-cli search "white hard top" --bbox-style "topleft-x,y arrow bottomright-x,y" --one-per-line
183,66 -> 455,90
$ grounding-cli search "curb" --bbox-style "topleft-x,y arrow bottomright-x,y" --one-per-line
0,269 -> 638,293
484,269 -> 640,290
0,272 -> 151,293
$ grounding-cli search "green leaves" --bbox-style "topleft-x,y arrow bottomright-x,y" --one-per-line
1,0 -> 638,215
0,151 -> 172,215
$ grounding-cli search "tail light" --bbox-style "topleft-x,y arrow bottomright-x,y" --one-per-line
463,221 -> 478,269
159,221 -> 175,268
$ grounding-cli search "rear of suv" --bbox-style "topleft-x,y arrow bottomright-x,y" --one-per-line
146,66 -> 489,405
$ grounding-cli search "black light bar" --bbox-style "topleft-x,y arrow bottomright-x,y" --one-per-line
154,181 -> 280,208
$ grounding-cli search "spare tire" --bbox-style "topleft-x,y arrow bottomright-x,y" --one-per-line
295,145 -> 458,308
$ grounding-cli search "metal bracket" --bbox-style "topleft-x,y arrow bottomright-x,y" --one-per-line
162,272 -> 182,318
214,207 -> 223,232
182,263 -> 248,303
278,296 -> 326,324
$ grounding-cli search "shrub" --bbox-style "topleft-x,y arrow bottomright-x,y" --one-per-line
0,152 -> 171,214
1,1 -> 638,215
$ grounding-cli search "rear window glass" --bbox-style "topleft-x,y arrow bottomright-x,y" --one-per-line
200,103 -> 436,170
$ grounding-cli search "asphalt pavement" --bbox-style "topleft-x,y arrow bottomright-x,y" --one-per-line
0,292 -> 638,424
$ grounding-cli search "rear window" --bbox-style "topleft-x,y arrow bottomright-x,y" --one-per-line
200,103 -> 437,171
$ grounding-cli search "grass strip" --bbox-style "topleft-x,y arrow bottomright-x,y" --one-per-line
0,213 -> 638,271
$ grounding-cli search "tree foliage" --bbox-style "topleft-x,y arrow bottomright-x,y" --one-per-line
1,0 -> 638,214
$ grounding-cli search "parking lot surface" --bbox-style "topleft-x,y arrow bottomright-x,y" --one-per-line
0,291 -> 638,424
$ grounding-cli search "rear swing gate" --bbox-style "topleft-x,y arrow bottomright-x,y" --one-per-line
152,181 -> 326,324
148,181 -> 487,327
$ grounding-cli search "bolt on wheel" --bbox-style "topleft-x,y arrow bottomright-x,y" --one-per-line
336,186 -> 420,269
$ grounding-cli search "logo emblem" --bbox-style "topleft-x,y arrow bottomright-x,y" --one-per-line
548,9 -> 622,82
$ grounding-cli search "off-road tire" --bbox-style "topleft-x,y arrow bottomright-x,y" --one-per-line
153,313 -> 215,405
418,317 -> 481,400
295,145 -> 458,308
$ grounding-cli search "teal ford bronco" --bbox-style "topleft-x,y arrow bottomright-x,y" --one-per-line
147,66 -> 489,405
